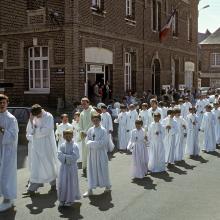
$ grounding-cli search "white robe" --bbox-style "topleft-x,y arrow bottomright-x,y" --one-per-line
139,110 -> 149,130
174,117 -> 187,161
72,120 -> 82,162
101,112 -> 115,152
29,111 -> 58,183
185,113 -> 199,156
126,110 -> 138,141
182,102 -> 192,119
115,112 -> 129,150
0,111 -> 18,200
127,128 -> 149,178
26,120 -> 33,172
147,122 -> 166,173
212,109 -> 220,144
162,117 -> 178,164
195,99 -> 206,126
200,112 -> 216,152
147,107 -> 163,126
86,126 -> 111,190
55,123 -> 73,148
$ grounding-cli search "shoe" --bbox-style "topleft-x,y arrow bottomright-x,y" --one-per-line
83,190 -> 93,198
0,201 -> 13,212
48,185 -> 57,193
22,190 -> 36,196
104,187 -> 111,193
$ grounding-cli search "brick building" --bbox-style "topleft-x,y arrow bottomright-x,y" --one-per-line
0,0 -> 198,108
200,28 -> 220,88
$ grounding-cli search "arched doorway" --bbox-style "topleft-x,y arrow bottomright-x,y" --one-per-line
152,59 -> 161,95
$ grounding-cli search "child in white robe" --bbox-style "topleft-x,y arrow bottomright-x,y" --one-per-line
148,113 -> 166,173
127,120 -> 149,179
185,107 -> 200,157
72,112 -> 82,163
174,109 -> 187,162
200,105 -> 216,152
212,102 -> 220,145
195,95 -> 206,126
138,103 -> 149,131
182,97 -> 192,119
55,114 -> 73,148
162,110 -> 178,167
57,129 -> 80,207
101,105 -> 115,152
114,105 -> 129,150
83,114 -> 111,197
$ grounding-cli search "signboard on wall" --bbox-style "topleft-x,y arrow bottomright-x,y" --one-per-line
90,65 -> 103,73
162,85 -> 170,91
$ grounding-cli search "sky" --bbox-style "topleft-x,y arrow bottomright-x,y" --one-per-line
198,0 -> 220,33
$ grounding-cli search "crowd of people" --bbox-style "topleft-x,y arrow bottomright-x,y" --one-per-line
0,88 -> 220,213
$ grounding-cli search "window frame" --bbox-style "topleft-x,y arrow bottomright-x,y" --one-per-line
0,49 -> 4,80
124,52 -> 132,92
210,53 -> 220,68
152,0 -> 162,32
28,46 -> 50,92
126,0 -> 132,17
172,8 -> 178,37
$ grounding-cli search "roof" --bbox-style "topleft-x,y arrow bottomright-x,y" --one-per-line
200,28 -> 220,45
198,29 -> 211,43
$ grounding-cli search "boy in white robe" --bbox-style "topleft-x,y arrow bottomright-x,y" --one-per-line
148,113 -> 166,173
185,107 -> 200,157
174,109 -> 187,162
57,129 -> 80,208
83,114 -> 111,197
55,114 -> 73,148
162,110 -> 178,168
23,104 -> 58,195
177,99 -> 185,117
158,101 -> 168,120
182,97 -> 192,119
200,105 -> 216,152
72,112 -> 82,163
139,103 -> 149,131
212,102 -> 220,146
195,95 -> 206,126
147,99 -> 163,126
0,95 -> 18,212
127,120 -> 149,179
101,105 -> 115,152
114,105 -> 129,150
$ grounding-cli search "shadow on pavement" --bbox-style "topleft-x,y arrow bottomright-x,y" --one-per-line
59,202 -> 83,220
89,191 -> 114,211
168,166 -> 187,175
132,177 -> 157,190
150,171 -> 174,182
17,145 -> 28,169
175,161 -> 196,170
190,155 -> 209,164
26,192 -> 57,215
205,151 -> 220,158
0,207 -> 16,220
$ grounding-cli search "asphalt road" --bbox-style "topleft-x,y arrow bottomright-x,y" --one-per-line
1,138 -> 220,220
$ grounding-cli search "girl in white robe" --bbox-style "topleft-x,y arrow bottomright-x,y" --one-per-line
200,105 -> 216,152
162,110 -> 178,166
55,114 -> 73,148
212,103 -> 220,145
174,109 -> 187,162
127,120 -> 149,179
185,108 -> 200,156
114,105 -> 129,150
57,130 -> 80,207
138,103 -> 149,131
83,114 -> 111,197
101,105 -> 115,152
148,113 -> 166,173
195,96 -> 206,126
72,112 -> 82,163
182,98 -> 192,119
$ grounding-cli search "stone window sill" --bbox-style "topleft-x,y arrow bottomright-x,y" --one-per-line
125,18 -> 136,26
91,7 -> 106,17
24,89 -> 50,94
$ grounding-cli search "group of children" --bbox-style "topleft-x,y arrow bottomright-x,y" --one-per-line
54,94 -> 220,209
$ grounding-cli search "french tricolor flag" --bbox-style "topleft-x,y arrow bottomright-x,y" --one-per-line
159,9 -> 176,42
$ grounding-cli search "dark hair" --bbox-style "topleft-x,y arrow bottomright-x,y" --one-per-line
135,119 -> 143,126
167,109 -> 174,115
0,94 -> 9,102
154,112 -> 161,119
174,108 -> 181,114
31,104 -> 42,116
120,104 -> 127,109
91,114 -> 101,121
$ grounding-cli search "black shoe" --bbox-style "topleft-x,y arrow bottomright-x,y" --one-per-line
48,185 -> 57,193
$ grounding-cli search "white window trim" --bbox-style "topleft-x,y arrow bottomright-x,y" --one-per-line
211,53 -> 220,67
126,0 -> 132,16
124,52 -> 132,92
28,46 -> 50,93
152,0 -> 162,32
92,0 -> 101,8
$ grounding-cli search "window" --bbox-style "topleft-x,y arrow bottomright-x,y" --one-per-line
152,0 -> 161,32
187,15 -> 192,41
28,47 -> 49,91
210,53 -> 220,67
172,9 -> 178,37
126,0 -> 135,20
0,49 -> 4,80
124,52 -> 132,91
92,0 -> 104,11
27,0 -> 46,10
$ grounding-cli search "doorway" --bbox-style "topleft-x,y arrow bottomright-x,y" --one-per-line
152,59 -> 161,95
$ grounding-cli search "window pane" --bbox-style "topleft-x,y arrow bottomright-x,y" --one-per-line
0,50 -> 3,59
43,70 -> 49,88
43,60 -> 48,69
35,70 -> 41,88
211,54 -> 215,66
30,70 -> 33,88
34,47 -> 40,57
35,60 -> 40,69
0,62 -> 3,70
29,48 -> 33,57
30,61 -> 33,69
42,47 -> 48,57
216,54 -> 220,65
